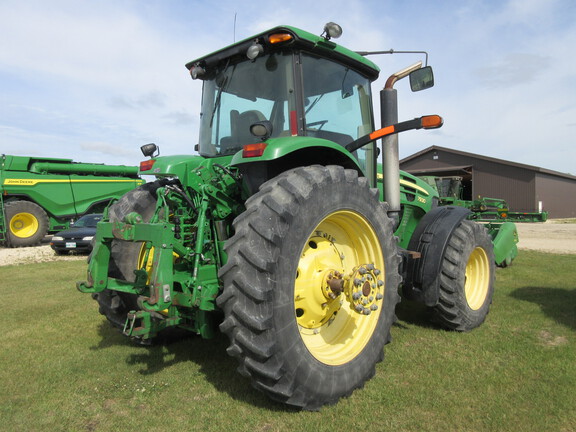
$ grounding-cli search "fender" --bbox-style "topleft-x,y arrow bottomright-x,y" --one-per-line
230,136 -> 363,194
402,206 -> 471,306
230,135 -> 360,167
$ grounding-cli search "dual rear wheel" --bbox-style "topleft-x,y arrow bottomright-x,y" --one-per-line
432,219 -> 495,331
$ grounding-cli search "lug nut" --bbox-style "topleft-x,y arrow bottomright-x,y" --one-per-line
370,304 -> 378,311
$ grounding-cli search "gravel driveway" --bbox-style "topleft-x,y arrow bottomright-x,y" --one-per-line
0,241 -> 86,266
515,221 -> 576,255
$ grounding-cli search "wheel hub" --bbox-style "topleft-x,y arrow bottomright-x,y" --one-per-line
321,265 -> 384,315
323,271 -> 345,299
345,264 -> 384,315
10,212 -> 39,238
296,256 -> 385,331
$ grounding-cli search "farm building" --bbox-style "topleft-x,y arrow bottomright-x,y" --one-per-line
400,145 -> 576,219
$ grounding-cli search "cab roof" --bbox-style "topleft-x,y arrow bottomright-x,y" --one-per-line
184,25 -> 380,81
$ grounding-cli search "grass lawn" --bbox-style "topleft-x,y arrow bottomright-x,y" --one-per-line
0,251 -> 574,432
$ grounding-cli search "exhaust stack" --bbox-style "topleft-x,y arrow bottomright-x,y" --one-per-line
380,62 -> 423,229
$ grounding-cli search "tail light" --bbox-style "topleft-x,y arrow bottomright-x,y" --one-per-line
243,143 -> 267,158
140,159 -> 156,171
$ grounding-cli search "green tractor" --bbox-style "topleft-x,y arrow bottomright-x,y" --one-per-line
78,24 -> 496,410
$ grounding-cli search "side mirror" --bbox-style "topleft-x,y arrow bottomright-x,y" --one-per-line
409,66 -> 434,92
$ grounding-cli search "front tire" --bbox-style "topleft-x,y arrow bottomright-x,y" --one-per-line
5,201 -> 49,247
217,166 -> 401,410
432,220 -> 495,331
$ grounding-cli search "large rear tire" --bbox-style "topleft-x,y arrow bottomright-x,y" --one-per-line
5,200 -> 49,247
92,181 -> 166,336
217,166 -> 401,410
431,220 -> 495,331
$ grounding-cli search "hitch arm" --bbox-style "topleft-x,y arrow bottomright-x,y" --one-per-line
345,115 -> 443,153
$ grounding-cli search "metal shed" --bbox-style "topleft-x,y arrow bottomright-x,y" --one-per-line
400,145 -> 576,218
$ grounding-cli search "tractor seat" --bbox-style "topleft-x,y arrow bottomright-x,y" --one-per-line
220,110 -> 267,154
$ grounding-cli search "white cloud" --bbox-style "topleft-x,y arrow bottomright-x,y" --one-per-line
474,53 -> 550,88
80,141 -> 134,157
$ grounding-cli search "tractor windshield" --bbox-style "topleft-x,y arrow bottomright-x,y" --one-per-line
301,53 -> 375,171
197,50 -> 375,165
198,52 -> 296,157
301,53 -> 374,146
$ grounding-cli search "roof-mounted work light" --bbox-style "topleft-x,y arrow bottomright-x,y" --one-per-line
322,22 -> 342,40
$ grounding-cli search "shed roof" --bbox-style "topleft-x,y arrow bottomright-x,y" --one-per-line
401,145 -> 576,181
402,165 -> 472,176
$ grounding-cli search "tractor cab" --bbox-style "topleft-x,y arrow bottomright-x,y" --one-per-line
187,26 -> 380,176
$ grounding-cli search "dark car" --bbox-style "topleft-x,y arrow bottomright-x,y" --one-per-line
50,213 -> 102,255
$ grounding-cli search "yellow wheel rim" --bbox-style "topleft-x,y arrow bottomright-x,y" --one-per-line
137,244 -> 178,316
138,244 -> 155,277
465,247 -> 490,310
295,210 -> 385,366
10,212 -> 39,238
137,244 -> 180,281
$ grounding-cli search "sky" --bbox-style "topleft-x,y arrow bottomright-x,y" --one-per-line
1,0 -> 575,175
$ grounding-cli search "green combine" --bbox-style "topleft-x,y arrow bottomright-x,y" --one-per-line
78,24 -> 507,409
0,154 -> 143,248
